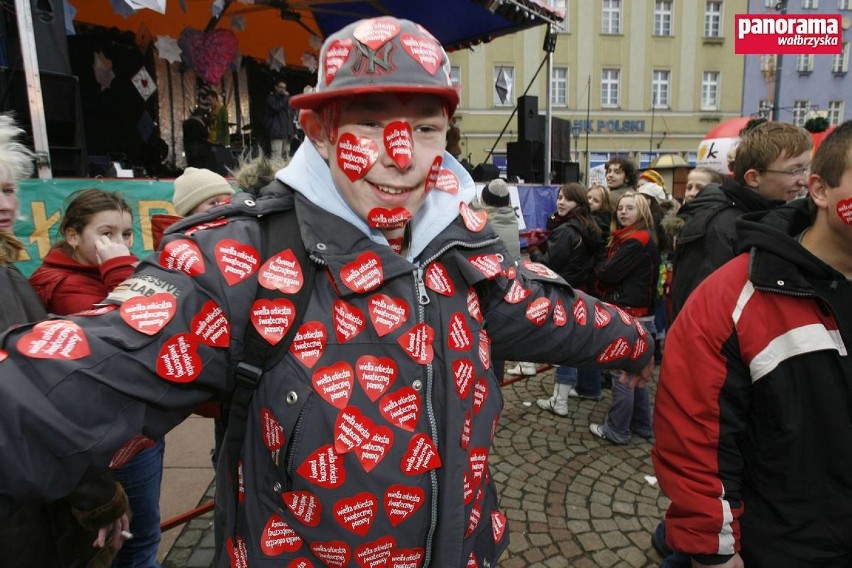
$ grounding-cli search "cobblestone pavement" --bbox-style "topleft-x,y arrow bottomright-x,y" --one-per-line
163,366 -> 669,567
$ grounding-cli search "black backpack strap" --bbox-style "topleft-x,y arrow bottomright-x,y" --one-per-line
223,204 -> 316,516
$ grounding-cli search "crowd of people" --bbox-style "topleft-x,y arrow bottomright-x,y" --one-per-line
0,14 -> 849,568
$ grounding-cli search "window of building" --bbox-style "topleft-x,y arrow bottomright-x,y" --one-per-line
792,100 -> 810,126
601,68 -> 620,107
802,0 -> 818,8
704,2 -> 722,38
493,66 -> 514,107
764,0 -> 775,6
701,71 -> 719,110
796,54 -> 814,73
758,99 -> 772,119
652,70 -> 670,108
841,0 -> 852,10
602,0 -> 621,34
832,42 -> 850,74
828,101 -> 844,125
760,54 -> 777,73
450,66 -> 461,88
552,67 -> 568,106
654,1 -> 673,36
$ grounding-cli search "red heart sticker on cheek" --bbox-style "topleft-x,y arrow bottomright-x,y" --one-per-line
425,156 -> 443,191
384,121 -> 413,169
119,292 -> 177,335
367,207 -> 412,229
157,333 -> 202,383
17,320 -> 90,360
837,197 -> 852,225
337,133 -> 379,181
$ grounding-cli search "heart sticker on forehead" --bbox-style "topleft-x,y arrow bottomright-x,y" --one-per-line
837,197 -> 852,225
384,121 -> 413,169
353,17 -> 401,50
337,133 -> 379,182
400,34 -> 442,75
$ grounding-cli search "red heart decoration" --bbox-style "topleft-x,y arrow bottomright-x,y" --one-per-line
337,133 -> 379,182
226,535 -> 248,568
340,251 -> 384,293
367,207 -> 412,230
258,249 -> 304,293
465,492 -> 482,537
287,559 -> 314,568
425,156 -> 442,191
260,513 -> 302,555
492,510 -> 508,543
261,407 -> 284,452
468,254 -> 502,278
397,323 -> 435,365
333,492 -> 378,536
0,349 -> 7,363
355,536 -> 396,568
523,259 -> 559,279
283,491 -> 323,527
400,33 -> 442,74
390,548 -> 424,568
594,303 -> 612,328
334,405 -> 374,453
179,28 -> 238,85
472,379 -> 488,415
401,433 -> 441,475
332,299 -> 366,344
120,292 -> 176,335
424,261 -> 455,296
289,321 -> 327,369
157,333 -> 202,383
250,299 -> 296,346
478,329 -> 491,370
526,298 -> 551,327
324,39 -> 353,86
190,300 -> 230,347
368,294 -> 410,337
353,17 -> 401,50
384,121 -> 413,169
504,280 -> 531,304
572,297 -> 588,325
384,484 -> 425,527
73,305 -> 117,317
216,239 -> 259,286
837,197 -> 852,224
435,169 -> 460,194
297,445 -> 346,489
313,361 -> 355,409
468,447 -> 489,486
447,311 -> 473,352
467,288 -> 483,322
355,424 -> 393,472
109,435 -> 155,469
310,541 -> 351,568
460,409 -> 472,450
185,218 -> 228,236
17,320 -> 90,360
355,355 -> 398,402
160,239 -> 205,277
467,552 -> 478,568
463,471 -> 474,505
615,305 -> 635,326
452,358 -> 475,399
379,387 -> 421,432
553,298 -> 567,327
596,336 -> 631,364
631,337 -> 650,361
459,202 -> 487,232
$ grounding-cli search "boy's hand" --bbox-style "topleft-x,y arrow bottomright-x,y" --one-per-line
618,358 -> 654,388
93,512 -> 130,550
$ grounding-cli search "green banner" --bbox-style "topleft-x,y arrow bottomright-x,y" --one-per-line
13,179 -> 179,277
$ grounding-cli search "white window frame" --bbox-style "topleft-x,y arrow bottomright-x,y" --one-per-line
792,100 -> 810,126
758,99 -> 772,119
828,101 -> 844,125
601,68 -> 620,107
602,0 -> 622,34
701,71 -> 720,111
760,54 -> 777,73
493,65 -> 515,107
704,2 -> 722,38
802,0 -> 818,9
652,70 -> 670,108
654,1 -> 673,36
551,67 -> 568,106
832,43 -> 850,73
841,0 -> 852,10
450,66 -> 461,88
796,54 -> 814,73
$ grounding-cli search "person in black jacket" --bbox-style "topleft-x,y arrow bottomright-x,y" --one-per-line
265,80 -> 295,160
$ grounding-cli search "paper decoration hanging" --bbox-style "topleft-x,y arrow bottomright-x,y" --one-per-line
212,0 -> 225,17
230,15 -> 246,32
63,0 -> 77,35
125,0 -> 166,13
93,51 -> 115,91
132,67 -> 157,101
178,28 -> 239,85
155,35 -> 182,64
268,47 -> 286,71
110,0 -> 136,18
309,35 -> 323,51
301,52 -> 318,72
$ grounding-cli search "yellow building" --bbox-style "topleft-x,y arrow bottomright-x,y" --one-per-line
448,0 -> 747,182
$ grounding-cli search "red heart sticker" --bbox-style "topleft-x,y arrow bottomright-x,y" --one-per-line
425,155 -> 443,191
572,297 -> 588,325
340,251 -> 384,293
613,305 -> 634,326
355,536 -> 396,568
594,303 -> 612,328
120,292 -> 177,335
523,260 -> 559,279
367,207 -> 412,230
74,305 -> 117,316
258,249 -> 304,293
191,300 -> 230,347
310,541 -> 351,568
161,239 -> 205,276
185,217 -> 228,236
337,133 -> 379,182
324,39 -> 353,86
465,493 -> 482,536
384,484 -> 425,527
459,202 -> 488,233
17,320 -> 90,360
491,510 -> 508,543
435,169 -> 459,194
289,321 -> 327,368
469,447 -> 488,487
478,329 -> 491,370
227,535 -> 248,568
504,280 -> 531,304
379,387 -> 421,431
424,262 -> 455,296
238,461 -> 245,504
467,552 -> 479,568
401,433 -> 441,475
313,361 -> 355,409
0,349 -> 7,362
157,333 -> 202,383
287,559 -> 314,568
368,294 -> 410,336
333,299 -> 366,344
453,358 -> 475,399
467,288 -> 483,322
635,318 -> 648,338
463,471 -> 474,505
353,17 -> 401,50
553,298 -> 567,327
215,239 -> 259,286
260,513 -> 302,555
503,266 -> 517,279
596,336 -> 631,363
400,33 -> 442,74
468,254 -> 503,278
384,121 -> 413,169
333,492 -> 378,536
354,424 -> 393,472
251,298 -> 296,346
297,445 -> 346,489
387,237 -> 404,255
261,407 -> 284,452
283,491 -> 323,527
109,435 -> 155,469
355,355 -> 398,402
334,405 -> 374,453
321,101 -> 341,145
390,548 -> 424,568
460,409 -> 472,450
397,323 -> 435,365
472,379 -> 488,415
631,337 -> 649,360
447,311 -> 473,351
837,197 -> 852,224
526,297 -> 551,327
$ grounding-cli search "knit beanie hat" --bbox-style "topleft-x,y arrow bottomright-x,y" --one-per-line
173,167 -> 235,216
639,169 -> 665,189
482,178 -> 510,207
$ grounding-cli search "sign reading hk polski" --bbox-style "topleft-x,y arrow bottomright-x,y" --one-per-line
735,14 -> 842,54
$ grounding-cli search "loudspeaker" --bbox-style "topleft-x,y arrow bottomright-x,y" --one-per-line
1,0 -> 72,75
472,163 -> 500,182
551,161 -> 581,184
507,140 -> 544,183
517,95 -> 542,142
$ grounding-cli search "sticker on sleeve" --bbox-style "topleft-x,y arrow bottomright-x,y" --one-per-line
333,492 -> 378,536
313,361 -> 355,409
401,433 -> 441,475
503,279 -> 531,304
397,322 -> 435,365
258,249 -> 304,293
522,259 -> 559,280
594,303 -> 612,328
367,207 -> 412,229
215,240 -> 259,286
309,541 -> 351,568
384,121 -> 413,169
17,320 -> 90,360
356,355 -> 398,402
251,299 -> 296,346
613,305 -> 634,326
434,168 -> 459,194
391,548 -> 424,568
185,217 -> 229,236
467,288 -> 483,322
596,336 -> 631,364
324,39 -> 353,86
75,305 -> 117,316
337,133 -> 379,182
453,358 -> 475,399
478,329 -> 491,370
157,333 -> 202,383
283,491 -> 323,527
119,292 -> 177,335
191,300 -> 230,347
260,514 -> 303,556
355,424 -> 393,472
572,297 -> 588,325
289,321 -> 327,368
109,435 -> 155,469
837,197 -> 852,224
368,294 -> 409,336
353,17 -> 401,49
635,318 -> 648,338
552,298 -> 567,327
379,387 -> 421,431
525,297 -> 551,326
160,239 -> 205,276
227,535 -> 248,568
631,337 -> 649,360
424,261 -> 455,296
340,251 -> 384,293
425,155 -> 442,191
472,379 -> 488,415
400,33 -> 442,74
261,407 -> 284,452
460,409 -> 472,450
384,484 -> 425,527
297,445 -> 346,489
355,536 -> 395,568
447,311 -> 473,351
333,299 -> 366,343
468,254 -> 503,278
491,510 -> 508,543
459,202 -> 487,232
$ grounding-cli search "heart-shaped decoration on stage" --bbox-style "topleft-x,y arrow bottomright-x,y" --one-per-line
178,28 -> 239,85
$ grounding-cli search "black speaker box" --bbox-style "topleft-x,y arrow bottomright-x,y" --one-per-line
472,163 -> 500,182
1,0 -> 72,75
517,95 -> 542,142
507,140 -> 544,183
551,161 -> 581,184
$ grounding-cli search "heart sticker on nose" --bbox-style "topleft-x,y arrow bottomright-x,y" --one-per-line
337,133 -> 378,181
384,121 -> 413,169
